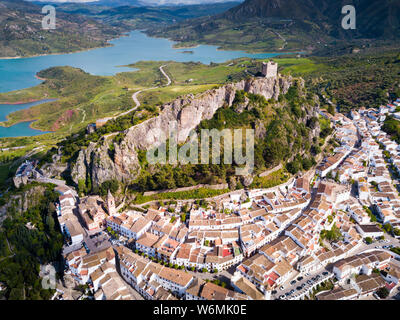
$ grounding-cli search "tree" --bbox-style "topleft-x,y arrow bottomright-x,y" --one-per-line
78,179 -> 86,194
376,287 -> 389,299
180,213 -> 186,222
334,171 -> 340,183
201,268 -> 208,273
98,180 -> 119,196
365,237 -> 373,244
327,104 -> 335,116
302,158 -> 313,171
383,223 -> 393,234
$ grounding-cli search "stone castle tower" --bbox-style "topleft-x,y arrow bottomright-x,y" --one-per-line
261,61 -> 278,78
107,190 -> 116,216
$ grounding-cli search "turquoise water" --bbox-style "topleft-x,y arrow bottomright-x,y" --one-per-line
0,121 -> 49,138
0,100 -> 54,137
0,31 -> 285,137
0,99 -> 56,122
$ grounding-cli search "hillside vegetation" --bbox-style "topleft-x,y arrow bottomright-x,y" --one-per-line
147,0 -> 400,53
0,183 -> 63,300
0,0 -> 125,58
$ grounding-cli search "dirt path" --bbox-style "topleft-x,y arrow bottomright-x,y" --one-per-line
77,108 -> 86,123
0,237 -> 15,262
118,65 -> 171,119
270,30 -> 287,50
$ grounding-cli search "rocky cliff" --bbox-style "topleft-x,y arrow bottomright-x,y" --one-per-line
71,75 -> 294,187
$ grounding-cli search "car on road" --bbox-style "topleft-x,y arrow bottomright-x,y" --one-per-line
289,289 -> 295,295
279,295 -> 285,300
82,242 -> 90,254
301,283 -> 306,289
290,280 -> 297,285
297,276 -> 304,281
307,280 -> 313,285
285,292 -> 291,297
272,290 -> 277,295
305,272 -> 310,277
296,286 -> 302,291
280,285 -> 285,290
322,271 -> 329,276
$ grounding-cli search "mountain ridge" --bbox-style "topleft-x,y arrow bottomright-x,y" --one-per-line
147,0 -> 400,53
0,0 -> 126,58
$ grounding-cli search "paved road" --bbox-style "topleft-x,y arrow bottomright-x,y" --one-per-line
119,65 -> 171,118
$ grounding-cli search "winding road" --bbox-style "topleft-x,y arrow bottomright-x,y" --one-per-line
118,65 -> 171,118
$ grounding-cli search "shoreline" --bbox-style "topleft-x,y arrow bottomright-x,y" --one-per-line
173,44 -> 200,50
0,98 -> 43,105
0,118 -> 52,134
35,75 -> 47,81
0,99 -> 57,133
0,33 -> 132,60
0,43 -> 113,60
0,97 -> 56,106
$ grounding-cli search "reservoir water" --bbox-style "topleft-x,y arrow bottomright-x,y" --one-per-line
0,30 -> 285,137
0,100 -> 54,138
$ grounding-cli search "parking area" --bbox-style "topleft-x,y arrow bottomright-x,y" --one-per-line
272,270 -> 334,300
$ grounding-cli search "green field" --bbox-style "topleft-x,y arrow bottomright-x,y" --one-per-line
133,188 -> 231,204
250,168 -> 290,189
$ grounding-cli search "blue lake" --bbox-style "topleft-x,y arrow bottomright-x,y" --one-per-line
0,121 -> 49,138
0,100 -> 54,137
0,30 -> 286,137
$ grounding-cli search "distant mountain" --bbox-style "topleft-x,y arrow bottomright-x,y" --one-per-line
222,0 -> 324,21
56,2 -> 242,31
27,0 -> 241,5
0,0 -> 125,58
148,0 -> 400,53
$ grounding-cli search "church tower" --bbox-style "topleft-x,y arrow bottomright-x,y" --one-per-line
107,190 -> 116,216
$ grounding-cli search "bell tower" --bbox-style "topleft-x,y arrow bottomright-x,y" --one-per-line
107,190 -> 116,216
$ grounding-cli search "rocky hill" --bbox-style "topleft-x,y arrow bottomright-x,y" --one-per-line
70,74 -> 321,190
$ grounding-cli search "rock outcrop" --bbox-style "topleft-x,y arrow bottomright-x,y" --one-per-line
71,75 -> 294,187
